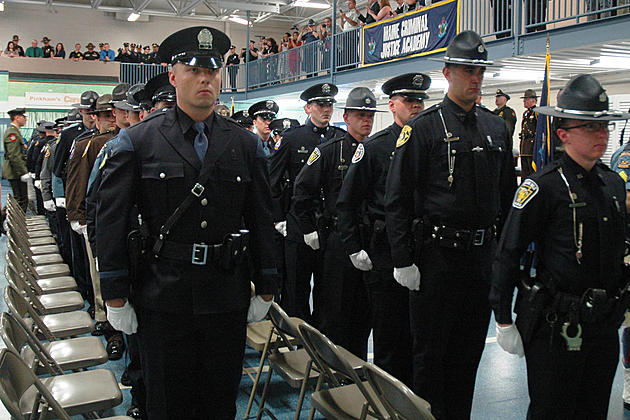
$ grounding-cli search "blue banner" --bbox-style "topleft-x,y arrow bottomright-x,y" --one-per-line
362,0 -> 459,66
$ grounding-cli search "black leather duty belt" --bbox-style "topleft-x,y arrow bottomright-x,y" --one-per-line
429,225 -> 495,250
157,239 -> 223,265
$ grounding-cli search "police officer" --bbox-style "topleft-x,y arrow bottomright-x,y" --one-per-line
384,31 -> 517,419
27,122 -> 49,215
226,45 -> 240,92
248,100 -> 279,156
149,42 -> 160,64
520,88 -> 538,177
143,72 -> 176,112
31,122 -> 57,216
337,73 -> 430,385
111,83 -> 131,131
97,26 -> 278,420
293,86 -> 379,359
114,83 -> 145,126
491,74 -> 629,419
269,83 -> 345,323
269,118 -> 300,151
83,43 -> 100,61
494,88 -> 517,140
3,108 -> 30,211
232,110 -> 254,132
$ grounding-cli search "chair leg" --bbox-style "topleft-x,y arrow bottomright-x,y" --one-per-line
255,366 -> 275,420
308,375 -> 324,420
294,359 -> 313,420
244,326 -> 274,418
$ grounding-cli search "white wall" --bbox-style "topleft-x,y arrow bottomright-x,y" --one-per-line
0,3 -> 287,54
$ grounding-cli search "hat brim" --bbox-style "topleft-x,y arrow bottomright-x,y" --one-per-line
520,96 -> 538,99
72,103 -> 93,109
306,98 -> 337,104
171,54 -> 223,69
113,101 -> 139,112
88,106 -> 114,114
429,56 -> 495,67
390,92 -> 429,100
534,106 -> 630,121
341,106 -> 386,112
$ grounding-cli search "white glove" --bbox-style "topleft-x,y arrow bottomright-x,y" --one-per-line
54,198 -> 66,208
349,250 -> 373,271
20,174 -> 30,182
247,295 -> 273,323
304,231 -> 320,250
496,323 -> 525,358
34,180 -> 41,190
274,221 -> 287,237
106,301 -> 138,335
393,264 -> 421,291
43,200 -> 56,211
29,172 -> 36,179
70,221 -> 85,234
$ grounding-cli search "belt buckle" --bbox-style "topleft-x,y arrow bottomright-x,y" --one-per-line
191,183 -> 204,197
192,243 -> 208,265
473,229 -> 485,246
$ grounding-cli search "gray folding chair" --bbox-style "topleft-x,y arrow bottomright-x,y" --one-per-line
7,195 -> 48,226
7,252 -> 77,294
4,286 -> 94,339
298,322 -> 387,420
8,245 -> 71,280
7,235 -> 64,265
7,227 -> 60,256
0,348 -> 131,420
0,312 -> 108,374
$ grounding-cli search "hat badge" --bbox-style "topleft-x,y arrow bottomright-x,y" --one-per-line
243,111 -> 249,117
198,29 -> 213,50
412,75 -> 423,87
266,100 -> 274,110
477,45 -> 485,53
365,97 -> 372,104
322,84 -> 331,95
283,119 -> 291,129
599,92 -> 608,102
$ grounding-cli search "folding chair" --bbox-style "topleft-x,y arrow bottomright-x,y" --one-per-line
7,227 -> 60,256
6,201 -> 51,235
298,322 -> 387,420
0,312 -> 108,374
7,250 -> 77,294
7,194 -> 47,224
363,363 -> 435,420
4,286 -> 94,339
7,235 -> 64,265
8,245 -> 71,280
0,348 -> 130,419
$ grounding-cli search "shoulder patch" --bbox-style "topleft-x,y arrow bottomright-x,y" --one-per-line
274,138 -> 282,150
512,179 -> 539,209
617,151 -> 630,169
307,147 -> 321,166
352,143 -> 365,163
396,125 -> 412,148
8,134 -> 17,143
45,147 -> 51,159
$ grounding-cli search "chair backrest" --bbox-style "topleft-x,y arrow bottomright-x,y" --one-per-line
363,363 -> 435,420
4,263 -> 46,314
268,302 -> 301,339
4,286 -> 55,341
7,250 -> 44,295
0,311 -> 29,355
0,349 -> 72,420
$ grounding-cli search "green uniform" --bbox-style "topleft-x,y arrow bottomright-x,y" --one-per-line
2,124 -> 29,211
493,105 -> 517,140
519,107 -> 538,177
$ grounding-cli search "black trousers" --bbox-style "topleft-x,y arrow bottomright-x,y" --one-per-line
54,207 -> 73,268
410,241 -> 493,420
283,238 -> 322,324
69,229 -> 92,303
8,179 -> 28,212
34,188 -> 44,215
136,308 -> 247,420
525,322 -> 619,419
126,333 -> 146,415
228,67 -> 238,91
319,230 -> 371,360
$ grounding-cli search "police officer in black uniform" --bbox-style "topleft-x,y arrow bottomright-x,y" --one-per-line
248,100 -> 278,156
269,118 -> 300,151
232,110 -> 254,132
143,72 -> 176,112
337,72 -> 430,385
226,45 -> 240,92
269,83 -> 345,323
293,86 -> 380,359
97,26 -> 278,420
384,31 -> 517,419
491,74 -> 630,419
520,88 -> 538,177
494,88 -> 517,140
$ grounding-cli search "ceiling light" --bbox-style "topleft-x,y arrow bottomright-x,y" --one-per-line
127,12 -> 140,21
229,15 -> 250,25
294,1 -> 331,9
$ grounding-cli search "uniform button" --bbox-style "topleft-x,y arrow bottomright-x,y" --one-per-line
603,217 -> 608,222
236,176 -> 241,182
200,221 -> 208,228
201,198 -> 208,206
159,172 -> 166,179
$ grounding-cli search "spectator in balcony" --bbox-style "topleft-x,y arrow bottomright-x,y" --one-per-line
100,43 -> 115,62
226,45 -> 240,92
396,0 -> 417,14
141,45 -> 151,63
288,31 -> 302,80
280,32 -> 291,51
320,18 -> 337,72
298,19 -> 321,78
53,43 -> 65,59
115,43 -> 135,63
340,0 -> 360,30
149,43 -> 160,63
11,35 -> 25,56
246,40 -> 259,87
358,0 -> 380,24
69,43 -> 83,61
3,41 -> 19,57
369,0 -> 393,21
135,44 -> 143,60
98,42 -> 104,52
41,37 -> 54,58
84,43 -> 99,60
25,39 -> 44,57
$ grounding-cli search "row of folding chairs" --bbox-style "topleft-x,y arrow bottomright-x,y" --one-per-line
2,195 -> 132,419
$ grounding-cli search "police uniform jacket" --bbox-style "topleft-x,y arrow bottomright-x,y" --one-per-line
269,118 -> 345,241
337,122 -> 401,256
490,154 -> 627,324
83,50 -> 99,61
493,105 -> 517,140
293,131 -> 360,234
40,142 -> 56,202
33,136 -> 55,180
385,95 -> 517,268
520,108 -> 538,156
26,136 -> 45,173
2,124 -> 27,180
97,106 -> 277,314
52,122 -> 94,182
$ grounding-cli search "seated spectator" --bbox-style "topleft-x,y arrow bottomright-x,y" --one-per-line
115,43 -> 135,62
53,42 -> 65,59
369,0 -> 392,21
3,41 -> 19,57
25,40 -> 44,57
141,45 -> 151,63
84,43 -> 100,60
100,43 -> 115,62
69,43 -> 83,60
11,35 -> 25,56
41,37 -> 54,58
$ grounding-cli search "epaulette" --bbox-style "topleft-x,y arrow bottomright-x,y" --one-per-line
534,160 -> 561,179
61,122 -> 81,133
477,104 -> 498,115
73,128 -> 96,143
366,126 -> 393,142
138,107 -> 169,124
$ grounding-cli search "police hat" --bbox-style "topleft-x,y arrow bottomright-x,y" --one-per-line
88,94 -> 114,114
116,83 -> 145,112
67,108 -> 81,121
112,83 -> 131,109
248,100 -> 279,120
54,117 -> 67,128
521,89 -> 538,99
37,121 -> 55,132
496,89 -> 510,100
125,43 -> 130,47
7,108 -> 26,117
382,73 -> 431,100
432,30 -> 493,67
144,72 -> 176,105
343,87 -> 383,112
41,36 -> 50,43
300,83 -> 338,104
99,43 -> 104,47
72,90 -> 99,109
36,121 -> 48,133
269,118 -> 300,134
535,74 -> 630,121
86,43 -> 95,49
215,104 -> 231,118
152,43 -> 159,48
159,26 -> 230,69
232,110 -> 253,128
143,46 -> 150,51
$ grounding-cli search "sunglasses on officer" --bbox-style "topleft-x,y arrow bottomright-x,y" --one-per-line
560,122 -> 615,133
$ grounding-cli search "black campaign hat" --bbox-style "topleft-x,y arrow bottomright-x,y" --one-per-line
144,72 -> 176,105
116,83 -> 145,112
7,108 -> 26,117
535,74 -> 630,121
495,89 -> 510,100
232,110 -> 253,127
67,108 -> 81,121
159,26 -> 230,69
112,83 -> 131,108
300,83 -> 338,104
382,73 -> 431,100
269,118 -> 300,134
248,100 -> 279,120
432,30 -> 493,67
72,90 -> 99,109
343,87 -> 383,112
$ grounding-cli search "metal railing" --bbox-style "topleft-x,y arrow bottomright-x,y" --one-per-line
120,62 -> 169,85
